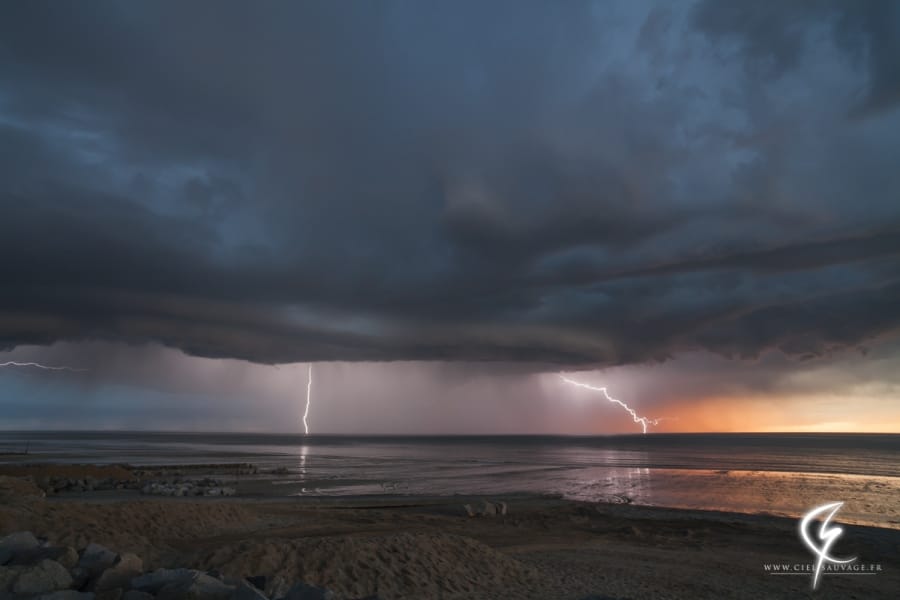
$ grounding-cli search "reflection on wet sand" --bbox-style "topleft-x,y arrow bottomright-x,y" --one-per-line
564,468 -> 900,529
298,443 -> 309,493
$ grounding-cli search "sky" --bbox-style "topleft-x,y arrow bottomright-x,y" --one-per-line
1,1 -> 899,434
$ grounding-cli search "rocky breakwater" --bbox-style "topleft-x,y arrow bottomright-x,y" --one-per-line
35,478 -> 142,496
33,476 -> 236,499
139,479 -> 236,498
129,465 -> 258,479
0,532 -> 376,600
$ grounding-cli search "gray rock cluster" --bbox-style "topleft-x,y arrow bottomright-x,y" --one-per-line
129,465 -> 258,478
34,478 -> 141,496
462,500 -> 508,517
139,480 -> 236,498
1,532 -> 376,600
30,476 -> 237,498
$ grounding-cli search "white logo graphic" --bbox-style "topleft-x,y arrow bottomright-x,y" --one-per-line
799,502 -> 857,590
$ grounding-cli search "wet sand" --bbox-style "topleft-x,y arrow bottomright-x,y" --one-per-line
2,466 -> 898,599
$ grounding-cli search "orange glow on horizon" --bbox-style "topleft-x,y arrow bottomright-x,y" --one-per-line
620,396 -> 900,435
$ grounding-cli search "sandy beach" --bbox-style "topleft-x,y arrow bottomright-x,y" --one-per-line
2,464 -> 897,599
4,2 -> 900,596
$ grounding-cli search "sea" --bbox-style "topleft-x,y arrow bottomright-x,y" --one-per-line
2,431 -> 898,529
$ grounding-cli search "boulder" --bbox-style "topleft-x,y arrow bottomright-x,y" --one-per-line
481,500 -> 507,516
78,543 -> 118,576
280,582 -> 335,600
94,553 -> 143,591
0,565 -> 18,591
155,572 -> 234,600
121,591 -> 154,600
0,531 -> 41,564
480,501 -> 497,516
95,588 -> 123,600
265,575 -> 291,598
245,576 -> 267,592
12,559 -> 73,595
9,545 -> 79,569
130,568 -> 198,594
463,500 -> 508,517
233,580 -> 269,600
70,566 -> 91,590
51,546 -> 80,570
36,591 -> 96,599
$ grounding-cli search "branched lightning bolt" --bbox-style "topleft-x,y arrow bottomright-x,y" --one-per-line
303,364 -> 312,435
0,361 -> 86,372
559,374 -> 660,434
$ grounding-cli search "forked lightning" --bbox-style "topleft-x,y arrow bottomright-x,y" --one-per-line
559,374 -> 660,434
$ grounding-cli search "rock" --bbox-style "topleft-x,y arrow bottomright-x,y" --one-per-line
70,566 -> 91,590
463,501 -> 507,517
130,568 -> 198,594
265,575 -> 291,598
244,576 -> 267,592
0,531 -> 41,564
95,588 -> 123,600
78,544 -> 118,575
0,566 -> 18,591
155,572 -> 234,600
12,559 -> 73,594
280,582 -> 335,600
9,545 -> 79,569
51,546 -> 80,570
233,580 -> 269,600
94,553 -> 142,591
36,591 -> 96,599
479,500 -> 508,517
122,591 -> 154,600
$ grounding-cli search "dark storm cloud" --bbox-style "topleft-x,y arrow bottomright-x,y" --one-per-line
692,0 -> 900,118
1,0 -> 899,367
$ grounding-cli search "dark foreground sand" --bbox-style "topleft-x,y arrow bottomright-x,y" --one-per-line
1,467 -> 898,599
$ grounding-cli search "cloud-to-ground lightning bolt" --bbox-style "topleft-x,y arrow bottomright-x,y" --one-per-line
303,364 -> 312,435
559,374 -> 661,434
0,361 -> 86,372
